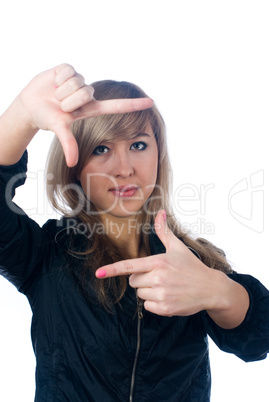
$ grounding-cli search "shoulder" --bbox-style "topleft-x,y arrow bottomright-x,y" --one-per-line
42,216 -> 91,252
42,217 -> 77,240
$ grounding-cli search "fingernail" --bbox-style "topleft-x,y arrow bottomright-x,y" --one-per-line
163,210 -> 166,221
96,269 -> 107,278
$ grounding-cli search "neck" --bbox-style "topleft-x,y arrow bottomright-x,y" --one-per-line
100,213 -> 145,259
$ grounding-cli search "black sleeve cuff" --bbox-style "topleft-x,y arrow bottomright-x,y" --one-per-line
202,273 -> 269,362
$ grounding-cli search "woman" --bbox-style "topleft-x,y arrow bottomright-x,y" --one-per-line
0,64 -> 268,401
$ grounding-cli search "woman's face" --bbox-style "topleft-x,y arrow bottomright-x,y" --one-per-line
79,124 -> 158,218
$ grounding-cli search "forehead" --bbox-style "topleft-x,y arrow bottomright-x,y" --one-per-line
96,112 -> 154,142
101,123 -> 154,142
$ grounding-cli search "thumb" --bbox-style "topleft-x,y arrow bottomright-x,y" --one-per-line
154,210 -> 178,252
53,123 -> 79,167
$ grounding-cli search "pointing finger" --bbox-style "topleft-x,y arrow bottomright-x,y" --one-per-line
89,97 -> 154,116
96,255 -> 155,279
73,96 -> 154,119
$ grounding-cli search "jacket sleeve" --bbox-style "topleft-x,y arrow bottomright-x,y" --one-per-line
0,151 -> 49,293
202,273 -> 269,362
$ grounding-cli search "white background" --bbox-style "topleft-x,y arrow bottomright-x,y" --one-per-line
0,1 -> 268,401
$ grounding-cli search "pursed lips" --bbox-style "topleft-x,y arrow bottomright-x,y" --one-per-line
109,185 -> 139,198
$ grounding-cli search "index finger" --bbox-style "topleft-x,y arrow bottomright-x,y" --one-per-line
75,97 -> 154,119
96,255 -> 155,278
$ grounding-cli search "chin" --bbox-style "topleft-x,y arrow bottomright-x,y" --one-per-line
108,210 -> 142,219
97,205 -> 144,219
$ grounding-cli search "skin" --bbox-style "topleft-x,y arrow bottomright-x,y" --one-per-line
79,127 -> 158,218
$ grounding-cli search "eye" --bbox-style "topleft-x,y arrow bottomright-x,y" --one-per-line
92,145 -> 110,155
130,141 -> 148,151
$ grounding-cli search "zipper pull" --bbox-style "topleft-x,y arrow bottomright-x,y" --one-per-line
135,289 -> 144,319
135,289 -> 144,320
137,298 -> 144,319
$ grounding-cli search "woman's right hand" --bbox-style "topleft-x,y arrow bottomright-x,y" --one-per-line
16,64 -> 153,167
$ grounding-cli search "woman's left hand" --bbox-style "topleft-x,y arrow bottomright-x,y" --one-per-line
96,210 -> 227,317
96,210 -> 249,327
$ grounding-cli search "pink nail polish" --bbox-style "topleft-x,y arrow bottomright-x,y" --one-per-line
96,269 -> 107,278
163,210 -> 167,221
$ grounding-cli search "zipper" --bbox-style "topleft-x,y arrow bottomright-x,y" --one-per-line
129,293 -> 144,402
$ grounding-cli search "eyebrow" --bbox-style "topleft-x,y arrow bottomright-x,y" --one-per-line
133,132 -> 152,139
99,132 -> 153,145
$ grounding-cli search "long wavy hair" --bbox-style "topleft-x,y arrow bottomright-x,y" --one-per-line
46,79 -> 232,308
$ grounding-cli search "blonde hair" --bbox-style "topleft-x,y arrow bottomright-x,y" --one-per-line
46,80 -> 232,307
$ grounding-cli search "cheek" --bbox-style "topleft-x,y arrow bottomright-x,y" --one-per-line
80,161 -> 114,187
81,174 -> 103,197
143,155 -> 158,183
80,171 -> 117,203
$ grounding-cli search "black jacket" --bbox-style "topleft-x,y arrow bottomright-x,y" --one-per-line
1,152 -> 269,402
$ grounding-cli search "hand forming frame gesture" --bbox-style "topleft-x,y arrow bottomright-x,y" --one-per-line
0,64 -> 153,167
96,210 -> 250,329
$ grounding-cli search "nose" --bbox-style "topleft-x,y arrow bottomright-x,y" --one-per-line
112,150 -> 134,178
